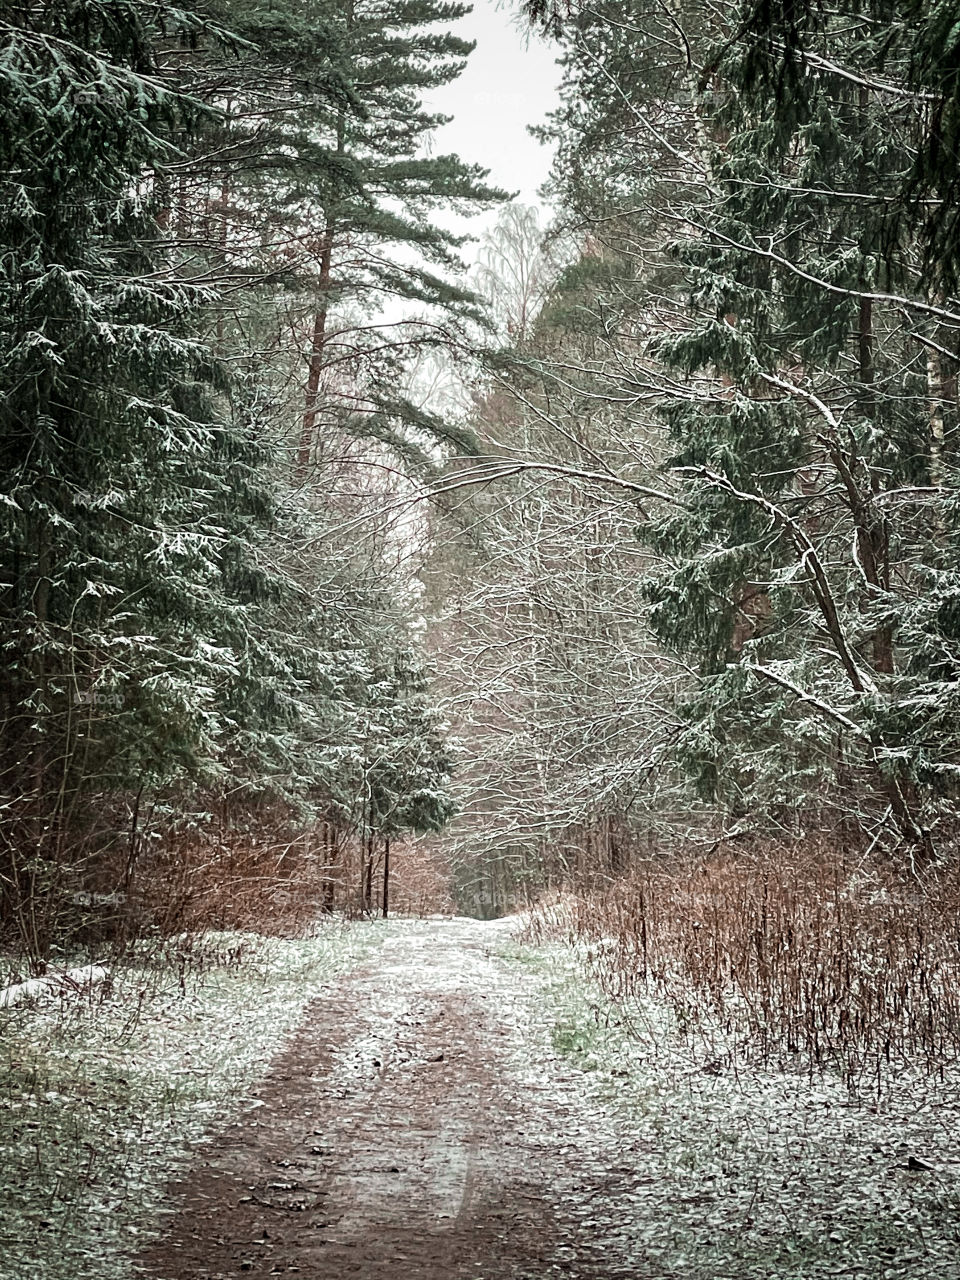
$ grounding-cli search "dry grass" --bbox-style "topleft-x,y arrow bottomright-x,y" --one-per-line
386,838 -> 457,917
526,846 -> 960,1088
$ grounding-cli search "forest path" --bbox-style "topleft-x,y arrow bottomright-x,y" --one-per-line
135,918 -> 644,1280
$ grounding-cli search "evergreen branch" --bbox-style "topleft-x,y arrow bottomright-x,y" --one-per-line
672,214 -> 960,326
677,466 -> 877,697
741,663 -> 863,735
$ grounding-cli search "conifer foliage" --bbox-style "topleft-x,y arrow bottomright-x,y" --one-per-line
286,0 -> 506,474
0,0 -> 476,954
501,0 -> 960,861
0,0 -> 242,950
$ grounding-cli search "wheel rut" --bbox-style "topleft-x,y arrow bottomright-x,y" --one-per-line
135,920 -> 646,1280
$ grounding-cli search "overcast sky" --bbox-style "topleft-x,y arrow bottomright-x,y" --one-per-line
424,1 -> 563,250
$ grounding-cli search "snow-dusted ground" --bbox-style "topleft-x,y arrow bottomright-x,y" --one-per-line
512,935 -> 960,1279
135,915 -> 653,1280
0,923 -> 382,1280
3,916 -> 960,1280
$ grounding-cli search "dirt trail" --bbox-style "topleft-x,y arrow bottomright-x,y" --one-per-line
136,918 -> 646,1280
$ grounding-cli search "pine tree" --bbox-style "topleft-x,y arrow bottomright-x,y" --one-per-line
287,0 -> 507,474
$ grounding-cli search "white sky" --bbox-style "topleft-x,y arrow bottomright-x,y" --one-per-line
424,0 -> 563,253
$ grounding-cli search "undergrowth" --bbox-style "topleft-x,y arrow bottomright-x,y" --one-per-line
524,847 -> 960,1091
517,932 -> 960,1280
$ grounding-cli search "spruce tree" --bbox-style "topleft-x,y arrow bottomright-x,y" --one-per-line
513,0 -> 960,853
640,1 -> 960,851
0,0 -> 248,946
0,1 -> 459,946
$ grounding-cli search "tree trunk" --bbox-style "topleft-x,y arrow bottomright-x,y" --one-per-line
382,838 -> 390,918
296,231 -> 334,478
321,821 -> 337,914
362,834 -> 374,914
215,175 -> 230,349
928,341 -> 946,492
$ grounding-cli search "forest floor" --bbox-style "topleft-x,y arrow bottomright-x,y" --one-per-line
134,917 -> 642,1280
5,916 -> 960,1280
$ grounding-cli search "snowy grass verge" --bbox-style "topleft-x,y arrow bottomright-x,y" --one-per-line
0,922 -> 381,1280
503,936 -> 960,1280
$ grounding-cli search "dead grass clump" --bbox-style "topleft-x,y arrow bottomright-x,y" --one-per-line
530,847 -> 960,1087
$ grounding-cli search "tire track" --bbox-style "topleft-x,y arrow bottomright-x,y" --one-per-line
135,919 -> 641,1280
